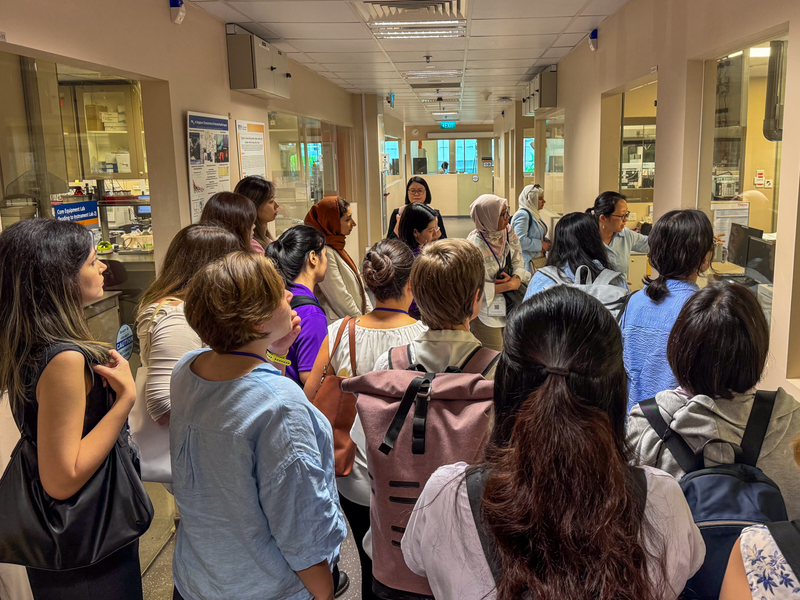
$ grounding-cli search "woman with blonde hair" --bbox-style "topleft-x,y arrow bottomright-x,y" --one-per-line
305,196 -> 373,322
467,194 -> 530,352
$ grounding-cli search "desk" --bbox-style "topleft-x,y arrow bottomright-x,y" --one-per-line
84,291 -> 122,344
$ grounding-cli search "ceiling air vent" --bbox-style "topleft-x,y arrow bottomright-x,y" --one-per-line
353,0 -> 467,38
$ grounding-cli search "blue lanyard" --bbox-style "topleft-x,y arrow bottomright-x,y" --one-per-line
227,351 -> 268,363
373,307 -> 409,315
479,232 -> 504,272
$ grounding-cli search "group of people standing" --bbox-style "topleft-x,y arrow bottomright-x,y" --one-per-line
0,173 -> 798,600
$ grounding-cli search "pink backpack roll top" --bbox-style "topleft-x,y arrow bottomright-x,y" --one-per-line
341,345 -> 499,599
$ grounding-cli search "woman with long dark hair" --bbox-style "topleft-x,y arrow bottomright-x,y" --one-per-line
305,196 -> 372,321
397,202 -> 440,254
199,191 -> 258,252
0,219 -> 146,599
267,225 -> 329,385
234,176 -> 280,252
387,176 -> 447,240
587,191 -> 649,279
621,209 -> 715,410
402,286 -> 704,600
524,212 -> 628,298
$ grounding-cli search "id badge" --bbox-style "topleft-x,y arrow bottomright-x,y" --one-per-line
488,294 -> 506,317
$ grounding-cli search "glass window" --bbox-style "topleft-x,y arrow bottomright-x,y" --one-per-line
619,81 -> 657,202
385,140 -> 400,176
544,114 -> 565,213
523,137 -> 535,176
698,36 -> 788,328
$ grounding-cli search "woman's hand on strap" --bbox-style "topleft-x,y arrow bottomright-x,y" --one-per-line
92,349 -> 136,408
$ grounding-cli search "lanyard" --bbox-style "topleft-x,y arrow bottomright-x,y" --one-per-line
479,232 -> 504,272
227,351 -> 268,363
373,307 -> 409,315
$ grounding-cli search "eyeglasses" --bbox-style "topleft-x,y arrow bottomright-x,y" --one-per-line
500,210 -> 510,218
409,189 -> 426,195
611,212 -> 631,221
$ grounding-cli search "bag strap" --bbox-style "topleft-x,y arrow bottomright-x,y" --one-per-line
324,317 -> 352,376
461,347 -> 501,377
348,316 -> 358,377
379,372 -> 435,456
290,295 -> 324,311
388,345 -> 412,371
594,269 -> 624,287
466,466 -> 502,585
639,398 -> 702,473
740,390 -> 778,467
537,266 -> 565,284
573,265 -> 593,285
146,296 -> 182,332
767,521 -> 800,577
631,466 -> 648,515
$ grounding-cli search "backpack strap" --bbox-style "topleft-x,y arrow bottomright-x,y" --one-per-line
639,398 -> 702,473
767,521 -> 800,577
739,390 -> 778,467
537,266 -> 566,284
573,265 -> 593,285
461,347 -> 501,377
594,269 -> 624,287
465,466 -> 502,585
379,372 -> 435,456
290,294 -> 324,311
387,345 -> 412,371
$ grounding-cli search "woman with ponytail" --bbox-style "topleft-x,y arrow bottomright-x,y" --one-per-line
621,209 -> 715,411
266,225 -> 329,385
402,286 -> 704,600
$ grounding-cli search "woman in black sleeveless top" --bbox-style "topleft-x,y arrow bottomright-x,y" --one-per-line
0,220 -> 142,599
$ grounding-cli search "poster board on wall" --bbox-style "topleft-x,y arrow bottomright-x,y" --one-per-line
235,120 -> 267,179
187,112 -> 230,223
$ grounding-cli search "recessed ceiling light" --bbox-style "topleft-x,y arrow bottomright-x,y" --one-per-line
402,70 -> 463,78
750,47 -> 770,57
370,20 -> 465,27
431,112 -> 458,116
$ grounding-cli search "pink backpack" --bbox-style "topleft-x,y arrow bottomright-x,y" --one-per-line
342,345 -> 499,598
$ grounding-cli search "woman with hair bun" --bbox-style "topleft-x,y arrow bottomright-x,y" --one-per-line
587,191 -> 649,279
621,209 -> 715,410
305,239 -> 427,600
266,225 -> 329,386
402,285 -> 704,600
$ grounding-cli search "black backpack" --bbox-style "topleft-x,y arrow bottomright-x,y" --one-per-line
640,391 -> 788,600
465,465 -> 648,587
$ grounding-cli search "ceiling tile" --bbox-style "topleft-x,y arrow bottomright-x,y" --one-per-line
237,22 -> 280,40
467,58 -> 538,69
468,34 -> 557,50
228,1 -> 358,22
388,51 -> 465,62
323,62 -> 397,72
287,52 -> 314,63
268,22 -> 372,39
535,58 -> 561,67
379,38 -> 467,52
471,18 -> 571,37
466,48 -> 544,60
393,61 -> 465,70
555,32 -> 589,46
269,40 -> 298,52
582,0 -> 631,16
471,0 -> 590,19
565,15 -> 607,33
292,39 -> 383,53
466,67 -> 529,76
191,1 -> 250,22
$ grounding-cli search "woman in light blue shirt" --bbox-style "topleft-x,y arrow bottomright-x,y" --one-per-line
512,184 -> 550,272
170,251 -> 347,600
621,209 -> 715,412
525,212 -> 629,299
587,191 -> 649,281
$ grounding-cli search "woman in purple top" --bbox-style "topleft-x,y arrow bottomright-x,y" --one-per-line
267,225 -> 329,386
397,203 -> 440,319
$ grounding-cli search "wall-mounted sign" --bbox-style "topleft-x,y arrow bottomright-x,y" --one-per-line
440,121 -> 457,130
236,120 -> 267,179
116,324 -> 134,360
53,200 -> 99,226
187,111 -> 230,223
482,156 -> 493,167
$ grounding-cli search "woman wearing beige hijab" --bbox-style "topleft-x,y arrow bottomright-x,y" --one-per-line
466,194 -> 530,351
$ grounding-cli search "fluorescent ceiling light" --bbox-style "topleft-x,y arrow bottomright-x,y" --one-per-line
373,32 -> 464,39
727,50 -> 743,58
370,20 -> 465,27
750,47 -> 770,57
403,70 -> 463,78
431,112 -> 458,116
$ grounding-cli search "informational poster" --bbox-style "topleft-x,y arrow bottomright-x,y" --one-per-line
187,112 -> 230,223
236,120 -> 267,179
53,200 -> 99,227
711,202 -> 750,248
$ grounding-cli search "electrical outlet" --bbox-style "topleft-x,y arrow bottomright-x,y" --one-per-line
765,180 -> 774,189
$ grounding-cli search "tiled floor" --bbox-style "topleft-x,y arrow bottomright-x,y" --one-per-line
143,521 -> 362,600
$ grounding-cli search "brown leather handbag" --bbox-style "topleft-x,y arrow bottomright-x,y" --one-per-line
305,317 -> 358,477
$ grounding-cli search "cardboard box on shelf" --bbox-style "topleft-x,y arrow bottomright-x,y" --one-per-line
84,104 -> 108,131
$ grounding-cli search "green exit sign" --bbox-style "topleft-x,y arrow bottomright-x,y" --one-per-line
440,121 -> 457,130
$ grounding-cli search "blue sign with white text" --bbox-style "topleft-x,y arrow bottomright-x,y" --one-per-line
53,200 -> 99,226
116,325 -> 134,360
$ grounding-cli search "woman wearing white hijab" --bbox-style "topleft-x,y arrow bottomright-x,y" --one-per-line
512,184 -> 550,272
466,194 -> 530,351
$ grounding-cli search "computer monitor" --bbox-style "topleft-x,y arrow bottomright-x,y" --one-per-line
746,237 -> 775,283
728,223 -> 763,268
134,204 -> 151,218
